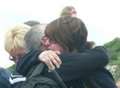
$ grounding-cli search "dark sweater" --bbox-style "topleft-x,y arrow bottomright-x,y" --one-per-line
16,46 -> 116,88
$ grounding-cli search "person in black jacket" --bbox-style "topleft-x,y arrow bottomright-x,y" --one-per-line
7,20 -> 40,73
22,17 -> 117,88
38,16 -> 117,88
4,17 -> 116,88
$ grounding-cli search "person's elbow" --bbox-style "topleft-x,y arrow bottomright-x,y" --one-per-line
95,46 -> 109,66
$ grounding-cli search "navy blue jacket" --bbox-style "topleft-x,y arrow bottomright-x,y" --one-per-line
0,68 -> 11,88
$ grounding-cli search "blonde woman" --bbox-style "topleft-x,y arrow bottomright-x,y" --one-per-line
5,24 -> 30,63
0,24 -> 31,87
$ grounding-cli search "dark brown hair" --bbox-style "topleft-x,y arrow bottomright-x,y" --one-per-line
45,16 -> 88,52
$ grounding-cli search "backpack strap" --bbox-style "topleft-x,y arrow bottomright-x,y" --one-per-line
28,63 -> 67,88
51,70 -> 67,88
28,63 -> 44,79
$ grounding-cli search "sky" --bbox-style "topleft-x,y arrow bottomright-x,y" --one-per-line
0,0 -> 120,67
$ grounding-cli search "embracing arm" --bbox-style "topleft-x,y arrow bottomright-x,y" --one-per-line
39,46 -> 109,81
56,46 -> 109,80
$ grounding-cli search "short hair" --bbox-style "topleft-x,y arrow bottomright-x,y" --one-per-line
60,6 -> 76,16
45,16 -> 88,52
24,20 -> 40,27
24,25 -> 44,51
4,24 -> 30,53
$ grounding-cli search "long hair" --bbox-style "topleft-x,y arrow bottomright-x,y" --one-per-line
45,16 -> 88,52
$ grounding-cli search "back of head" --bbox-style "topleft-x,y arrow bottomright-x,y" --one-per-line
24,25 -> 44,52
4,24 -> 30,53
24,20 -> 40,27
60,6 -> 77,17
45,16 -> 88,52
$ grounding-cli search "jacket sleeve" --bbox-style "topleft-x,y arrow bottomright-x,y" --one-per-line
56,46 -> 109,81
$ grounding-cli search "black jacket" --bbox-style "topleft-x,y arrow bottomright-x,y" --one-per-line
83,69 -> 117,88
0,68 -> 11,88
16,46 -> 116,88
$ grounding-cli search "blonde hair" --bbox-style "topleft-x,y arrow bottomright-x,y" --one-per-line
4,24 -> 30,53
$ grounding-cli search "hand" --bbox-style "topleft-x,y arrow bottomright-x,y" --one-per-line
38,50 -> 62,71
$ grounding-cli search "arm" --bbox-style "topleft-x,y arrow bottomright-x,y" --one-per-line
56,46 -> 109,80
39,46 -> 109,81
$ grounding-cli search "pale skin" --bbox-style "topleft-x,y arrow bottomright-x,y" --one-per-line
39,36 -> 64,71
39,50 -> 61,71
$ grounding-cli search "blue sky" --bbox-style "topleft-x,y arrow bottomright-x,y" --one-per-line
0,0 -> 120,67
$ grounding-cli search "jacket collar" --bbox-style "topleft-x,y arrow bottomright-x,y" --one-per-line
16,50 -> 40,76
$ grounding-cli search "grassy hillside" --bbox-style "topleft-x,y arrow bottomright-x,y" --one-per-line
104,37 -> 120,65
104,37 -> 120,81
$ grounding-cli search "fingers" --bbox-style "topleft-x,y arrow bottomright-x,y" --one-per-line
38,50 -> 62,71
49,51 -> 62,67
44,55 -> 55,71
39,52 -> 55,70
48,53 -> 60,69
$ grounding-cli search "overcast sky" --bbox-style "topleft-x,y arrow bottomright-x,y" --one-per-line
0,0 -> 120,67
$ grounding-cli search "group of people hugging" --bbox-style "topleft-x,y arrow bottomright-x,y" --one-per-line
0,6 -> 118,88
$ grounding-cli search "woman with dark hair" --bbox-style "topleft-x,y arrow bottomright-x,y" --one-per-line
40,16 -> 117,88
44,16 -> 88,52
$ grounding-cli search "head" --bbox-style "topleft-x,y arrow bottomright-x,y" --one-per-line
44,16 -> 88,52
60,6 -> 77,17
24,25 -> 44,52
24,20 -> 40,27
4,24 -> 30,63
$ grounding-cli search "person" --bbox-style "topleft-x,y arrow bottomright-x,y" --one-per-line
60,6 -> 96,49
4,23 -> 108,88
4,18 -> 115,88
19,17 -> 116,88
4,24 -> 62,88
60,6 -> 77,17
39,16 -> 117,88
4,24 -> 31,87
0,24 -> 32,88
7,20 -> 40,73
24,25 -> 44,52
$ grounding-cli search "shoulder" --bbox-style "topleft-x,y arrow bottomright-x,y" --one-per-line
89,46 -> 108,54
85,46 -> 109,61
